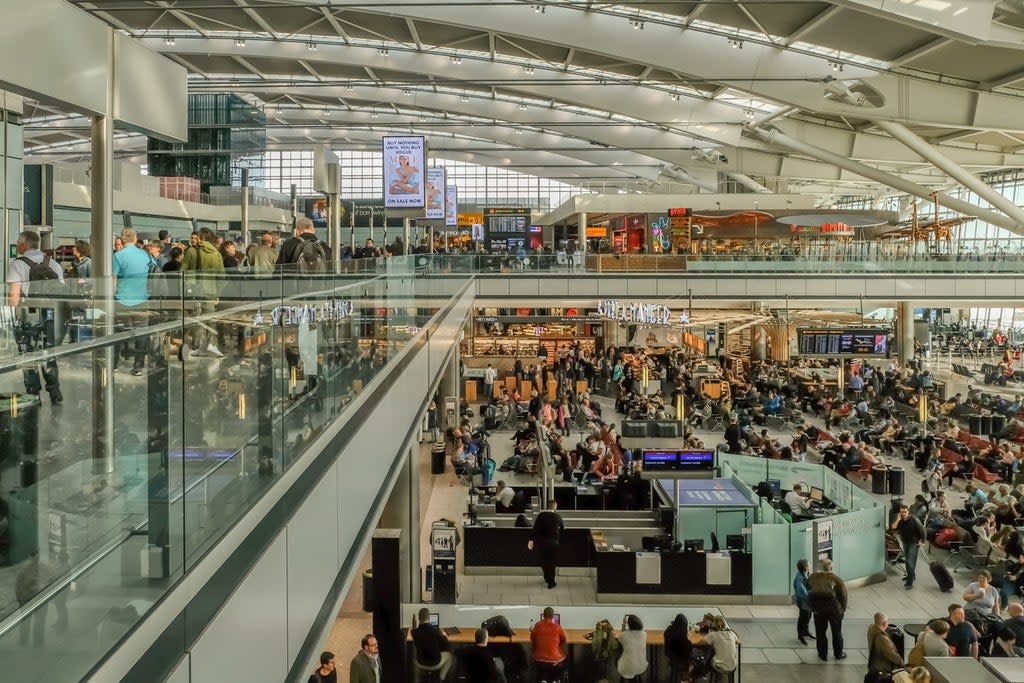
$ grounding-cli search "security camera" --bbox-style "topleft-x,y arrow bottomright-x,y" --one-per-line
718,154 -> 728,164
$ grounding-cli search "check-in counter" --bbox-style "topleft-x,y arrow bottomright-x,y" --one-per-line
463,525 -> 595,572
925,657 -> 1003,683
594,548 -> 753,599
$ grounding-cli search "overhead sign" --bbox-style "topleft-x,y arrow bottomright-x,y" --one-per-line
667,207 -> 691,217
790,222 -> 854,236
596,299 -> 689,326
254,299 -> 354,326
382,135 -> 426,209
798,328 -> 889,356
586,226 -> 607,237
458,212 -> 483,226
445,185 -> 458,227
425,167 -> 446,220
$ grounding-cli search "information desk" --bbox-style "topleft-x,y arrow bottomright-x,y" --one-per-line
401,604 -> 740,682
660,479 -> 753,507
595,549 -> 753,597
463,525 -> 595,571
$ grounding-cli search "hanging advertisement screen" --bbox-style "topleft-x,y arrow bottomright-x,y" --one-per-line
445,185 -> 458,226
425,167 -> 446,220
382,135 -> 426,209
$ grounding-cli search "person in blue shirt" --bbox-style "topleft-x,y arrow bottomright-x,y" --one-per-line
764,391 -> 782,416
793,559 -> 814,645
111,227 -> 155,375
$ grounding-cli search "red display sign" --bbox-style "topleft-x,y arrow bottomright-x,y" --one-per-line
668,207 -> 691,217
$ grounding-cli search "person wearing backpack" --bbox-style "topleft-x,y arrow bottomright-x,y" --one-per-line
276,217 -> 327,273
7,230 -> 65,404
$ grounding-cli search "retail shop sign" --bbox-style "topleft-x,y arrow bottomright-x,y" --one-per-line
596,299 -> 689,326
253,299 -> 354,326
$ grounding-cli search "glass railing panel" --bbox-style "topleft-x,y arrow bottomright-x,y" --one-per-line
0,267 -> 468,683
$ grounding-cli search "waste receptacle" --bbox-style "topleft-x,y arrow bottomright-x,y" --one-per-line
361,570 -> 374,613
871,466 -> 889,495
431,443 -> 446,475
888,466 -> 906,496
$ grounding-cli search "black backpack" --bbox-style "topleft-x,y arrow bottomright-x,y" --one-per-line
19,255 -> 60,282
292,238 -> 327,273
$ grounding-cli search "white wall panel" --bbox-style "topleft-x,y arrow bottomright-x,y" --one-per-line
190,532 -> 288,683
113,33 -> 188,141
286,474 -> 342,662
166,655 -> 190,683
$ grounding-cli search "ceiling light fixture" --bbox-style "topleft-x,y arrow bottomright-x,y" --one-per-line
519,103 -> 528,110
307,41 -> 317,51
378,47 -> 389,57
403,89 -> 412,96
451,55 -> 462,64
533,4 -> 545,13
669,93 -> 680,101
728,38 -> 743,49
744,109 -> 755,119
346,84 -> 355,91
322,109 -> 330,116
371,111 -> 379,118
524,66 -> 535,74
515,128 -> 523,134
460,95 -> 470,102
828,60 -> 843,72
630,19 -> 644,30
164,35 -> 175,46
235,37 -> 246,47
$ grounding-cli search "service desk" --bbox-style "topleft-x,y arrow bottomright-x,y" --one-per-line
984,657 -> 1024,682
595,549 -> 753,598
463,525 -> 594,571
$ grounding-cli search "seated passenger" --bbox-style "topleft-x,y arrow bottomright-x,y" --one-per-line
784,484 -> 812,520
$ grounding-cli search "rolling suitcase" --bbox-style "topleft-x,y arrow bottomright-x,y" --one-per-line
930,560 -> 955,592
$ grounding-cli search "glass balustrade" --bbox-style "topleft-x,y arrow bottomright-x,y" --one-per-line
0,268 -> 467,683
400,247 -> 1024,274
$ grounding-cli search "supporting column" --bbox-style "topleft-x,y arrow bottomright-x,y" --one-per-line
330,192 -> 341,268
899,301 -> 915,364
750,326 -> 768,362
874,120 -> 1024,228
91,113 -> 115,476
378,444 -> 421,603
440,355 -> 460,429
750,126 -> 1023,233
371,529 -> 406,683
767,325 -> 792,362
577,212 -> 587,256
403,217 -> 411,256
239,168 -> 250,245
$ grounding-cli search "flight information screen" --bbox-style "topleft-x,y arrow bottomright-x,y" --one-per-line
797,328 -> 888,356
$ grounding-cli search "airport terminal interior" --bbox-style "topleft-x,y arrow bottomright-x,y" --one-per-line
10,2 -> 1024,683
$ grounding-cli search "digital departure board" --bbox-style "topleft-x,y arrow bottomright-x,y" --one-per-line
797,328 -> 889,356
483,207 -> 530,250
641,449 -> 714,471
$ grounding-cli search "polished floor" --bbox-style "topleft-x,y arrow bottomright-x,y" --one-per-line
323,364 -> 996,681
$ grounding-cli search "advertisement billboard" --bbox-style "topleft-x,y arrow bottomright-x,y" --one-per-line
445,185 -> 458,227
425,167 -> 446,220
382,135 -> 426,209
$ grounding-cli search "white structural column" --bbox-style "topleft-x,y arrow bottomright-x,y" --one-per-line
403,217 -> 411,257
873,120 -> 1024,229
330,192 -> 341,265
577,212 -> 587,255
91,111 -> 115,475
899,301 -> 915,363
750,126 -> 1024,234
728,173 -> 772,194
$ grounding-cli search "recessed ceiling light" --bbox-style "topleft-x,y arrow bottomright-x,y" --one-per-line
519,103 -> 528,110
307,42 -> 317,51
378,47 -> 389,57
164,36 -> 175,45
234,37 -> 246,47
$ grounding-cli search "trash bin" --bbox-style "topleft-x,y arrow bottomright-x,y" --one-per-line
888,466 -> 906,497
361,570 -> 374,613
431,443 -> 446,475
991,414 -> 1007,436
871,466 -> 889,495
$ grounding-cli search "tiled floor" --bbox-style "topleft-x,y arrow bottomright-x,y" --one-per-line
324,377 -> 995,681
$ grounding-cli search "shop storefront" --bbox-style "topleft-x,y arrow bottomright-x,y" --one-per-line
464,308 -> 601,368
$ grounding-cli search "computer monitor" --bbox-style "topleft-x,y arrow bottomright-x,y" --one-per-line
809,486 -> 824,503
766,479 -> 782,498
726,534 -> 745,551
429,612 -> 440,627
684,538 -> 705,553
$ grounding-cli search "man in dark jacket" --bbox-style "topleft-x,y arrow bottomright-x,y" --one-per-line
411,607 -> 453,680
459,628 -> 507,683
528,499 -> 565,588
724,415 -> 743,453
348,634 -> 380,683
276,217 -> 323,268
807,558 -> 848,661
891,504 -> 927,589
